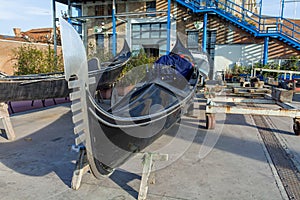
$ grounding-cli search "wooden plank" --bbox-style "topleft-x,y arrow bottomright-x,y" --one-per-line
138,152 -> 168,200
0,103 -> 15,140
272,88 -> 293,103
206,105 -> 300,118
71,148 -> 90,190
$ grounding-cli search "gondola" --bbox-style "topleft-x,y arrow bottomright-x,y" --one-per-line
60,18 -> 199,178
0,38 -> 130,103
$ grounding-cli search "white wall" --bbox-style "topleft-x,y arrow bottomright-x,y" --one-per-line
214,44 -> 264,73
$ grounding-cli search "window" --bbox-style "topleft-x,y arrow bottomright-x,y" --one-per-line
96,34 -> 105,54
131,23 -> 167,40
146,1 -> 156,16
96,34 -> 104,48
95,5 -> 105,16
131,22 -> 168,55
187,31 -> 199,50
107,4 -> 112,15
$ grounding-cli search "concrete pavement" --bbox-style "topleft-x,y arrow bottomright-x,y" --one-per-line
0,96 -> 299,199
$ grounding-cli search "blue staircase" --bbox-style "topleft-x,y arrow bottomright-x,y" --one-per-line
176,0 -> 300,51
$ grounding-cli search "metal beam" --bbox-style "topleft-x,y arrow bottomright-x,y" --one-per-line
112,0 -> 116,56
52,0 -> 57,69
167,0 -> 171,54
254,68 -> 300,75
263,36 -> 269,66
202,13 -> 208,53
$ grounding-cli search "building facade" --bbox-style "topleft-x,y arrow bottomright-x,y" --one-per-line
62,0 -> 300,77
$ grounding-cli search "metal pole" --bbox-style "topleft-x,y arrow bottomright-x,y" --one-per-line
112,0 -> 117,56
281,0 -> 285,20
263,36 -> 269,66
259,0 -> 262,30
68,0 -> 71,17
242,0 -> 245,21
202,13 -> 208,53
166,0 -> 171,54
52,0 -> 57,68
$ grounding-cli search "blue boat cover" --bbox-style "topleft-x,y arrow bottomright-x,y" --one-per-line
154,54 -> 194,80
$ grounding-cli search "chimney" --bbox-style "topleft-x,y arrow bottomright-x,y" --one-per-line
13,28 -> 22,37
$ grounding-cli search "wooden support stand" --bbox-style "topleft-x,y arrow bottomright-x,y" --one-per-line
0,102 -> 15,140
71,147 -> 90,190
138,152 -> 168,200
205,86 -> 300,135
71,147 -> 168,199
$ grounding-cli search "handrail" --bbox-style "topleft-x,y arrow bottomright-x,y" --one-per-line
177,0 -> 300,46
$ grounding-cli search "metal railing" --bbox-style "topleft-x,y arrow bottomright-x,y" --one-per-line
177,0 -> 300,47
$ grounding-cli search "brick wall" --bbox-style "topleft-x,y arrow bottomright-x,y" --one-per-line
0,39 -> 61,75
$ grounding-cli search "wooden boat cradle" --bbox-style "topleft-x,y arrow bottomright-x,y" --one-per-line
71,145 -> 168,200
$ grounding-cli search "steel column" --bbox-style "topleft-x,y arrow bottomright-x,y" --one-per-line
167,0 -> 171,54
259,0 -> 262,30
281,0 -> 285,20
202,13 -> 208,53
52,0 -> 57,61
280,0 -> 285,32
263,36 -> 269,66
112,0 -> 117,56
68,0 -> 71,17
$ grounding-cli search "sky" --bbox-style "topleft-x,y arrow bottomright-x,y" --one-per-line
0,0 -> 299,36
0,0 -> 67,35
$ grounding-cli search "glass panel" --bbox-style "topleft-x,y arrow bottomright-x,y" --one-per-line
141,31 -> 150,38
160,31 -> 167,38
132,32 -> 140,39
151,23 -> 160,31
187,31 -> 199,48
96,34 -> 104,48
151,31 -> 159,38
132,24 -> 140,31
132,45 -> 141,56
160,23 -> 167,30
142,24 -> 150,31
146,1 -> 156,10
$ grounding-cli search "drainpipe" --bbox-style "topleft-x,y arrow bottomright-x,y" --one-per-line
112,0 -> 117,56
263,36 -> 269,66
166,0 -> 171,54
202,13 -> 208,53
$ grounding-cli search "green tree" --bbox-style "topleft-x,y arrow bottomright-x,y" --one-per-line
13,45 -> 64,75
281,56 -> 299,71
117,49 -> 156,86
